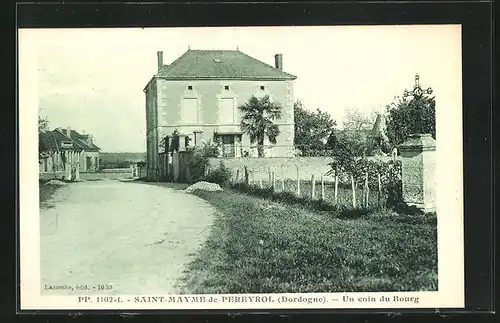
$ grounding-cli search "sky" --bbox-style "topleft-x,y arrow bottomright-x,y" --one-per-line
26,25 -> 461,152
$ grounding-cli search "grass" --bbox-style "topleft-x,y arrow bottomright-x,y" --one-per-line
39,180 -> 62,209
179,189 -> 437,294
248,179 -> 388,210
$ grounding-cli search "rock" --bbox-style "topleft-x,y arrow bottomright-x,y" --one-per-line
44,179 -> 68,186
183,181 -> 223,193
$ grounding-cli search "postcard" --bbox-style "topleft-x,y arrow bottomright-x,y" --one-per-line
20,25 -> 464,310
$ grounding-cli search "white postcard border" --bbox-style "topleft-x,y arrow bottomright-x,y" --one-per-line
19,25 -> 464,310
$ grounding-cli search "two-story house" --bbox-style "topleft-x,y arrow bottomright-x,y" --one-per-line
143,49 -> 297,180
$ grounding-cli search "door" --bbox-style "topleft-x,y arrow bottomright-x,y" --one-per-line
86,156 -> 92,171
221,135 -> 235,158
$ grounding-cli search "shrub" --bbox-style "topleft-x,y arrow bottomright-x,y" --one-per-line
186,150 -> 210,183
327,157 -> 403,208
185,142 -> 223,183
205,161 -> 232,186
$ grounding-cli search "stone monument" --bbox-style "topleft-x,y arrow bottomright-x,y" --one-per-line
398,133 -> 436,212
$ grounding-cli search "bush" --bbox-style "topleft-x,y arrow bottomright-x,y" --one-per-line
186,150 -> 209,183
184,142 -> 222,183
205,161 -> 232,186
328,158 -> 403,209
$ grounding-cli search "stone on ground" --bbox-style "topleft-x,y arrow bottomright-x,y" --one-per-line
44,179 -> 68,186
184,181 -> 223,193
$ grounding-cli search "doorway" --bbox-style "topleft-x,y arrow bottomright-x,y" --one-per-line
214,134 -> 242,158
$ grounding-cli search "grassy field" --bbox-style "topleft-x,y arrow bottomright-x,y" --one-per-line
179,189 -> 437,294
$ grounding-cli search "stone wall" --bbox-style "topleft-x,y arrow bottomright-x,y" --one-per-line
39,171 -> 66,181
79,170 -> 134,181
207,155 -> 400,184
208,157 -> 335,182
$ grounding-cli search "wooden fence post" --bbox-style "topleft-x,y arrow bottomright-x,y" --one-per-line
296,165 -> 301,197
364,171 -> 369,208
259,178 -> 263,189
281,165 -> 285,192
377,172 -> 382,208
311,175 -> 315,199
235,169 -> 240,184
351,174 -> 356,208
321,175 -> 325,200
268,167 -> 272,187
244,166 -> 249,185
334,170 -> 339,204
272,172 -> 276,191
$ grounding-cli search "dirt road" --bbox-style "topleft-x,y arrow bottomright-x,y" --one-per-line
40,180 -> 215,295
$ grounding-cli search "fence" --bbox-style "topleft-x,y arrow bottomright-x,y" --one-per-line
212,157 -> 402,209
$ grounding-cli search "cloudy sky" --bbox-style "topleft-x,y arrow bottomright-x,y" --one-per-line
24,25 -> 461,152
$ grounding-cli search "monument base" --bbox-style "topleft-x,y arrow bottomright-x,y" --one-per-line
406,202 -> 436,214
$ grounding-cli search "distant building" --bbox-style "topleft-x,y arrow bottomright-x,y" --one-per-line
39,127 -> 101,179
143,49 -> 297,180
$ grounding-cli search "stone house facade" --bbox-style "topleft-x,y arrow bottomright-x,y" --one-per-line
144,49 -> 297,180
39,127 -> 101,179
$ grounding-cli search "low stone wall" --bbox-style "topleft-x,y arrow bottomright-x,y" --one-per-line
79,170 -> 134,181
39,171 -> 66,181
207,156 -> 399,183
208,157 -> 335,182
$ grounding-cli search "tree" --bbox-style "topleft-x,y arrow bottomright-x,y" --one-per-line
294,100 -> 337,155
385,95 -> 435,146
329,131 -> 368,208
39,116 -> 49,132
38,116 -> 51,162
238,95 -> 282,157
342,107 -> 376,131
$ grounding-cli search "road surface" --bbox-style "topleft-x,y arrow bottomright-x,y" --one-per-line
40,180 -> 215,295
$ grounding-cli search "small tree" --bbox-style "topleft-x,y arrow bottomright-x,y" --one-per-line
238,95 -> 283,157
294,100 -> 337,155
38,116 -> 49,133
329,131 -> 367,208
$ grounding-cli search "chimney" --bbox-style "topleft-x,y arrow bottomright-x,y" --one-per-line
66,127 -> 71,138
274,53 -> 283,70
157,51 -> 163,72
87,135 -> 93,146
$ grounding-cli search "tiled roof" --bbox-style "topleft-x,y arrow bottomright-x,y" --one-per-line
39,130 -> 84,152
69,130 -> 101,151
156,49 -> 297,80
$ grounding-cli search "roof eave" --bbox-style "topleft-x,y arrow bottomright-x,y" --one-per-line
143,76 -> 157,92
156,76 -> 297,81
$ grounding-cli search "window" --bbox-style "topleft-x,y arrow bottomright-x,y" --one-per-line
260,85 -> 265,90
61,141 -> 73,149
181,98 -> 199,125
224,85 -> 230,91
187,85 -> 193,90
219,98 -> 235,124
